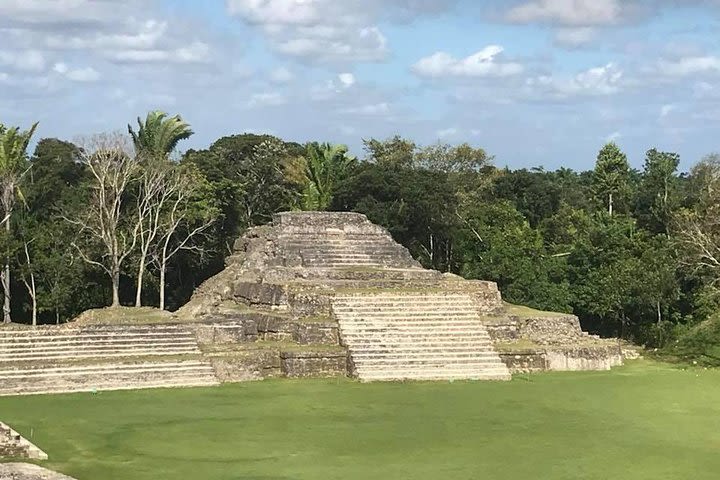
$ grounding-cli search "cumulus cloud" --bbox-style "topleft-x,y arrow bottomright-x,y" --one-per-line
657,55 -> 720,77
525,62 -> 625,99
0,50 -> 46,72
269,66 -> 294,84
506,0 -> 624,26
412,45 -> 524,78
338,73 -> 356,87
52,62 -> 100,82
226,0 -> 453,64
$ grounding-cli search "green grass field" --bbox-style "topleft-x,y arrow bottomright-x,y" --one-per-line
1,361 -> 719,480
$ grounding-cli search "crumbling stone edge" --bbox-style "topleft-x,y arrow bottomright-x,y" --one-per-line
0,422 -> 48,460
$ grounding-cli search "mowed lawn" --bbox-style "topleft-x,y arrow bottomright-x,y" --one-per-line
1,361 -> 719,480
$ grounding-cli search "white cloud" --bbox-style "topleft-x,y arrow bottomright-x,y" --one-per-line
247,92 -> 287,107
343,102 -> 390,115
605,131 -> 622,142
554,27 -> 596,48
0,50 -> 45,72
657,55 -> 720,77
412,45 -> 524,78
507,0 -> 623,26
45,20 -> 168,51
525,62 -> 624,98
437,127 -> 459,138
53,62 -> 100,82
659,104 -> 675,118
226,0 -> 448,63
108,41 -> 211,64
338,73 -> 356,87
269,66 -> 294,84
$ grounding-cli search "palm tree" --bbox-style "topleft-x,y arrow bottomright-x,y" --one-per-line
303,142 -> 356,211
128,110 -> 193,162
0,122 -> 38,323
128,111 -> 193,307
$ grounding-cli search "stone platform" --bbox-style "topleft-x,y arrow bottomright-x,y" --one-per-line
0,211 -> 623,395
179,211 -> 622,381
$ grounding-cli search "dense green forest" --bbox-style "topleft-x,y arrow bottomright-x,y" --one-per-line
1,112 -> 719,352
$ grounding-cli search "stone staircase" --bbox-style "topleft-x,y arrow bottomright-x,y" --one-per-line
333,294 -> 511,381
0,325 -> 219,396
278,232 -> 418,269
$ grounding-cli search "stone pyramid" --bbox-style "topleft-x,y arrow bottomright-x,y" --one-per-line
180,211 -> 625,381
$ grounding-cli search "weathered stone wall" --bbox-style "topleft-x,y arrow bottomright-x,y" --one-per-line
518,315 -> 584,345
545,345 -> 623,371
0,423 -> 47,460
280,351 -> 347,378
208,350 -> 282,382
485,321 -> 520,342
0,463 -> 76,480
499,352 -> 547,373
497,344 -> 624,373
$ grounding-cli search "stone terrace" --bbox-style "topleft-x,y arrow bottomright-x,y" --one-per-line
0,324 -> 218,396
0,211 -> 624,396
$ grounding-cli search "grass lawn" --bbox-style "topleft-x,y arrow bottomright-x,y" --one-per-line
1,360 -> 719,480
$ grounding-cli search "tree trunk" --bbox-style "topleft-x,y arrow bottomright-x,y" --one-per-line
111,267 -> 121,307
159,262 -> 166,311
3,219 -> 10,324
135,250 -> 147,307
30,275 -> 37,326
608,192 -> 614,216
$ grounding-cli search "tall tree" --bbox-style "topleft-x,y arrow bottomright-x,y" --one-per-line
637,148 -> 680,233
128,110 -> 193,307
363,136 -> 416,167
0,122 -> 37,323
153,164 -> 217,310
593,142 -> 630,216
302,142 -> 356,211
67,133 -> 139,307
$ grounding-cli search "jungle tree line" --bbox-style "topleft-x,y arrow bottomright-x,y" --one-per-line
0,112 -> 719,348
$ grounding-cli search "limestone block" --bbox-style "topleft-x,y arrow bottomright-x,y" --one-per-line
291,322 -> 339,345
209,351 -> 281,382
518,315 -> 583,345
499,352 -> 548,373
280,351 -> 348,378
234,282 -> 288,307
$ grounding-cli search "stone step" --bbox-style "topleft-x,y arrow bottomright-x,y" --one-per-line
334,295 -> 476,302
0,348 -> 200,362
354,361 -> 506,369
0,372 -> 219,396
344,342 -> 494,350
0,361 -> 212,378
352,353 -> 502,361
0,330 -> 196,340
357,371 -> 511,382
333,308 -> 479,315
349,345 -> 498,354
339,325 -> 491,333
336,311 -> 480,324
0,339 -> 197,353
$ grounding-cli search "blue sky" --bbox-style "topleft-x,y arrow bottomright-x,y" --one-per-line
1,1 -> 719,171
